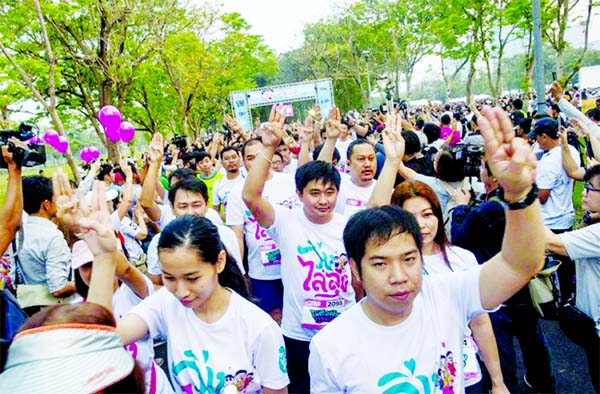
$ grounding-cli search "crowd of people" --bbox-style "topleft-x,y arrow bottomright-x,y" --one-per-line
0,80 -> 598,394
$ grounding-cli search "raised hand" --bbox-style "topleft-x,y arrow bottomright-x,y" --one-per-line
325,106 -> 342,139
382,113 -> 405,161
120,159 -> 132,179
549,81 -> 563,102
224,114 -> 242,133
148,133 -> 164,163
298,118 -> 314,145
477,107 -> 537,202
260,104 -> 286,147
53,170 -> 118,256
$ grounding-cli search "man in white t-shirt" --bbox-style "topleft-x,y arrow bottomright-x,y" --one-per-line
334,139 -> 378,217
146,178 -> 243,286
212,146 -> 245,221
277,140 -> 298,175
242,106 -> 357,393
226,138 -> 297,323
527,117 -> 580,301
308,107 -> 546,393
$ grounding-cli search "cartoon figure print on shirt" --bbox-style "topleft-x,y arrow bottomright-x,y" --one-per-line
172,349 -> 258,394
298,238 -> 351,329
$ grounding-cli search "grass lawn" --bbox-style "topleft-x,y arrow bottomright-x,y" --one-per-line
0,163 -> 72,206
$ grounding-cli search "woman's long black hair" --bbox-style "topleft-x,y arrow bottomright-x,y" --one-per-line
158,215 -> 249,298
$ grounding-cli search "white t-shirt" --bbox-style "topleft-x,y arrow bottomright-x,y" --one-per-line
226,172 -> 297,280
560,223 -> 600,336
146,224 -> 244,276
129,289 -> 289,393
267,206 -> 355,342
422,245 -> 478,275
158,204 -> 223,229
283,158 -> 298,175
309,266 -> 486,393
110,212 -> 145,264
335,173 -> 376,217
336,135 -> 356,173
536,145 -> 580,229
114,276 -> 174,394
212,173 -> 245,210
422,245 -> 482,386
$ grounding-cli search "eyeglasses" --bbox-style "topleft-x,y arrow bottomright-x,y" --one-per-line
584,183 -> 600,193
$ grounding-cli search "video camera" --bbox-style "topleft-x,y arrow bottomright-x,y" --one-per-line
171,135 -> 188,150
0,124 -> 46,168
448,144 -> 484,178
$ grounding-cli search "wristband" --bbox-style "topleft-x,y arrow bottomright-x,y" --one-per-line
501,184 -> 538,210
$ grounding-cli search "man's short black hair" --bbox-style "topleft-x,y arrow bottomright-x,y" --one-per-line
402,130 -> 421,156
312,143 -> 341,163
220,146 -> 239,158
22,176 -> 53,215
512,98 -> 523,110
295,160 -> 340,193
195,151 -> 212,163
168,177 -> 209,206
441,114 -> 451,125
415,119 -> 425,129
343,205 -> 422,276
584,164 -> 600,183
241,138 -> 262,158
347,139 -> 375,161
97,163 -> 113,181
422,123 -> 441,144
168,167 -> 196,186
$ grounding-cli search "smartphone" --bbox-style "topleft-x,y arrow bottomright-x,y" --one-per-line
552,71 -> 557,81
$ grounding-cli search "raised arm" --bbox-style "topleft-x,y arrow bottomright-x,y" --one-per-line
139,133 -> 164,223
242,105 -> 286,229
551,81 -> 600,140
477,107 -> 545,309
0,142 -> 22,255
115,160 -> 134,220
53,173 -> 117,311
559,127 -> 585,180
368,113 -> 403,207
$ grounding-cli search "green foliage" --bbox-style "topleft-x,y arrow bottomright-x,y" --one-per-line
0,0 -> 278,153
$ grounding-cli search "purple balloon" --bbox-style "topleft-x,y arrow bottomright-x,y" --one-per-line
97,105 -> 122,132
43,129 -> 59,146
55,136 -> 69,154
88,146 -> 100,161
105,126 -> 121,142
118,121 -> 136,143
27,136 -> 43,145
80,147 -> 91,163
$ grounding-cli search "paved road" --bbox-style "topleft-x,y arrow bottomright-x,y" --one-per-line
512,318 -> 595,394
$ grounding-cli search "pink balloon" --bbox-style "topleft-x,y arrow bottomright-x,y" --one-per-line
27,136 -> 43,145
43,129 -> 59,146
88,146 -> 100,161
80,147 -> 91,163
97,105 -> 122,133
118,121 -> 136,143
105,126 -> 121,142
55,136 -> 69,154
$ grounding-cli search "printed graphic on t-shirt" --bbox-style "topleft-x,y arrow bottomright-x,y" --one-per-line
377,358 -> 437,394
246,208 -> 281,266
172,349 -> 258,394
297,240 -> 350,329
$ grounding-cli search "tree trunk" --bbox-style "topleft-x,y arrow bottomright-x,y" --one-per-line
466,55 -> 477,103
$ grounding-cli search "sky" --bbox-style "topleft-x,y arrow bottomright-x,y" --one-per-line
196,0 -> 600,89
203,0 -> 599,54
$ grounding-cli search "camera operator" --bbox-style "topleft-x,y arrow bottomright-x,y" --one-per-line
0,138 -> 24,290
450,160 -> 557,393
